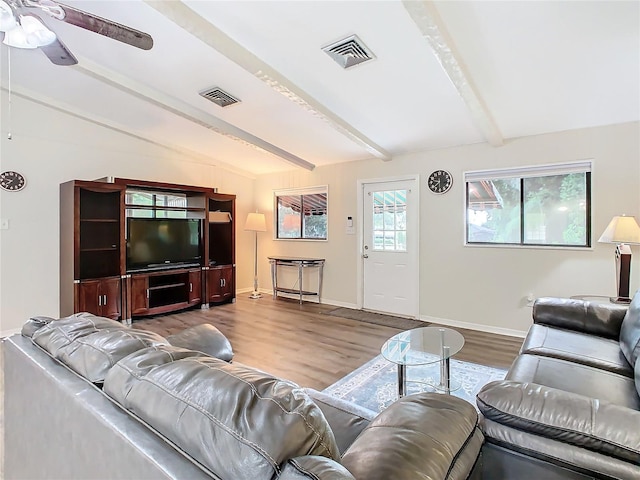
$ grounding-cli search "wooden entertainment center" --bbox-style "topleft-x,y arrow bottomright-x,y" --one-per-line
60,177 -> 236,323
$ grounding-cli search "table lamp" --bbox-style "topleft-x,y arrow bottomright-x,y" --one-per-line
598,215 -> 640,303
244,212 -> 267,299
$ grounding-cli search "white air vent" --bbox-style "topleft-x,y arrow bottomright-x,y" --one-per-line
199,87 -> 240,107
322,34 -> 375,69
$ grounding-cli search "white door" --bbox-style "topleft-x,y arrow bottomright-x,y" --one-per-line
362,178 -> 419,317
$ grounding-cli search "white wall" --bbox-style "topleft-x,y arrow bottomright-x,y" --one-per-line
0,95 -> 255,334
255,122 -> 640,335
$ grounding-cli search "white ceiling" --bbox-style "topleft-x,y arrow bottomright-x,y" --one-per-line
1,0 -> 638,177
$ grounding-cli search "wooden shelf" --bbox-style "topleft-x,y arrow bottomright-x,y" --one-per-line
148,282 -> 186,291
80,218 -> 119,223
80,247 -> 118,252
275,287 -> 318,296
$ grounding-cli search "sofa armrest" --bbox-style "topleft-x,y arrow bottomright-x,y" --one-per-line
305,389 -> 376,454
477,380 -> 640,464
277,456 -> 356,480
533,297 -> 628,339
341,393 -> 483,480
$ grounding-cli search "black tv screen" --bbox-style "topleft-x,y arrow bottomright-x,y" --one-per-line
126,218 -> 202,270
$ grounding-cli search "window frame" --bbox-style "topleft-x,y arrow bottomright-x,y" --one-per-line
274,185 -> 329,241
464,161 -> 592,248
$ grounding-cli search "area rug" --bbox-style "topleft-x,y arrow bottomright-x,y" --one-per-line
322,354 -> 507,413
325,307 -> 429,329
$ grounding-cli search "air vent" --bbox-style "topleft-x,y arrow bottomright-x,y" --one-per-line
322,34 -> 375,69
199,87 -> 240,107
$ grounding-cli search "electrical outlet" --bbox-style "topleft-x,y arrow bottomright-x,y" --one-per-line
0,219 -> 8,230
526,293 -> 535,307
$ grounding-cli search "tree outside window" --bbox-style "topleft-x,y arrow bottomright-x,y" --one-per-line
466,163 -> 591,247
275,187 -> 328,240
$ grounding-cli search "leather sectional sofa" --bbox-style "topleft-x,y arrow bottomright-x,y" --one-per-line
477,293 -> 640,480
4,313 -> 483,480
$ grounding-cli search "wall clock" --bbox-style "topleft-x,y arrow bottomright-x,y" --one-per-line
427,170 -> 452,194
0,171 -> 26,192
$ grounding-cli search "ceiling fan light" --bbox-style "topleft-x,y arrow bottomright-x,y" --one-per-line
0,0 -> 16,32
2,25 -> 37,49
19,15 -> 56,47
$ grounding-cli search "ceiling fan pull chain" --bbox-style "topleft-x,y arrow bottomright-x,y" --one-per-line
6,46 -> 11,140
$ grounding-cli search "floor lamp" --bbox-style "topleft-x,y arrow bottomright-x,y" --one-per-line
598,215 -> 640,303
245,212 -> 267,299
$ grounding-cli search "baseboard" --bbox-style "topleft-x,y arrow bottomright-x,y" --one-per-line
1,328 -> 21,338
419,315 -> 527,338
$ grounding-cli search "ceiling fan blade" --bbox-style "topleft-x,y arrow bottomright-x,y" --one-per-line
56,3 -> 153,51
40,36 -> 77,65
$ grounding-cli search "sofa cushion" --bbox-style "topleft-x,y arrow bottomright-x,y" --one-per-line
32,313 -> 127,356
103,348 -> 340,480
620,290 -> 640,366
341,393 -> 482,480
533,297 -> 628,339
520,324 -> 632,377
477,380 -> 640,464
167,323 -> 233,362
21,316 -> 55,338
507,353 -> 640,410
31,313 -> 168,382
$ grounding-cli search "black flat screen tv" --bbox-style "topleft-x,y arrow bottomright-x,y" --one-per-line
126,217 -> 202,271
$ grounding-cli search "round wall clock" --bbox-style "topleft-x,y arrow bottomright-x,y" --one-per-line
0,171 -> 26,192
427,170 -> 452,194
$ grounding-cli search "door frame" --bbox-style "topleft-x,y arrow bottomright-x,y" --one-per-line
356,174 -> 420,316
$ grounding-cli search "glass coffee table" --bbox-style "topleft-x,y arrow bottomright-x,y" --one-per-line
381,326 -> 465,398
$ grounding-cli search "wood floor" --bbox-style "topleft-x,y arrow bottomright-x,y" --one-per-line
133,295 -> 524,391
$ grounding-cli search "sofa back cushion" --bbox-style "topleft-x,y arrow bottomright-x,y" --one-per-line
103,347 -> 340,480
620,291 -> 640,366
31,313 -> 168,382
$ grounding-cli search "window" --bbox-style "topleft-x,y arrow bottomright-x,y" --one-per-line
372,189 -> 407,251
275,186 -> 328,240
465,161 -> 591,247
125,190 -> 188,218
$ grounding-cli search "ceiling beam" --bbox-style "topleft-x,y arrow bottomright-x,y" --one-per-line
144,0 -> 393,161
71,56 -> 315,171
402,1 -> 504,147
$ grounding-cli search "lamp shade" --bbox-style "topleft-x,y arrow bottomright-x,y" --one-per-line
598,215 -> 640,245
244,212 -> 266,232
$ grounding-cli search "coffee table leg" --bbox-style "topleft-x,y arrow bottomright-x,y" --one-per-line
440,345 -> 451,394
398,364 -> 406,398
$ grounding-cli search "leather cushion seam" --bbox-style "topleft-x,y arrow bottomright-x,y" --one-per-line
477,396 -> 640,457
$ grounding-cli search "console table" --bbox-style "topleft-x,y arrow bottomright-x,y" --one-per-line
268,257 -> 325,304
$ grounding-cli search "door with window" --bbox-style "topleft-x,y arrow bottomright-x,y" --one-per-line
362,178 -> 419,317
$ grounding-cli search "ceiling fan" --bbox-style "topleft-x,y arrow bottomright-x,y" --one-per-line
0,0 -> 152,66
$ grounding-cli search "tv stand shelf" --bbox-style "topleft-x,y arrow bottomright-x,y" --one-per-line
130,268 -> 201,317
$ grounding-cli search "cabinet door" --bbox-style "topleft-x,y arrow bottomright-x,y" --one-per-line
130,275 -> 150,315
100,278 -> 121,320
78,280 -> 101,316
208,266 -> 234,303
188,270 -> 202,304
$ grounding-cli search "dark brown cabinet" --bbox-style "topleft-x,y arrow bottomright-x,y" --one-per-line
207,193 -> 236,305
61,178 -> 235,322
207,265 -> 234,303
77,277 -> 121,320
60,181 -> 124,319
188,270 -> 202,304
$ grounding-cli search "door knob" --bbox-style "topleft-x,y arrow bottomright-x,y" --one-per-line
363,253 -> 369,259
